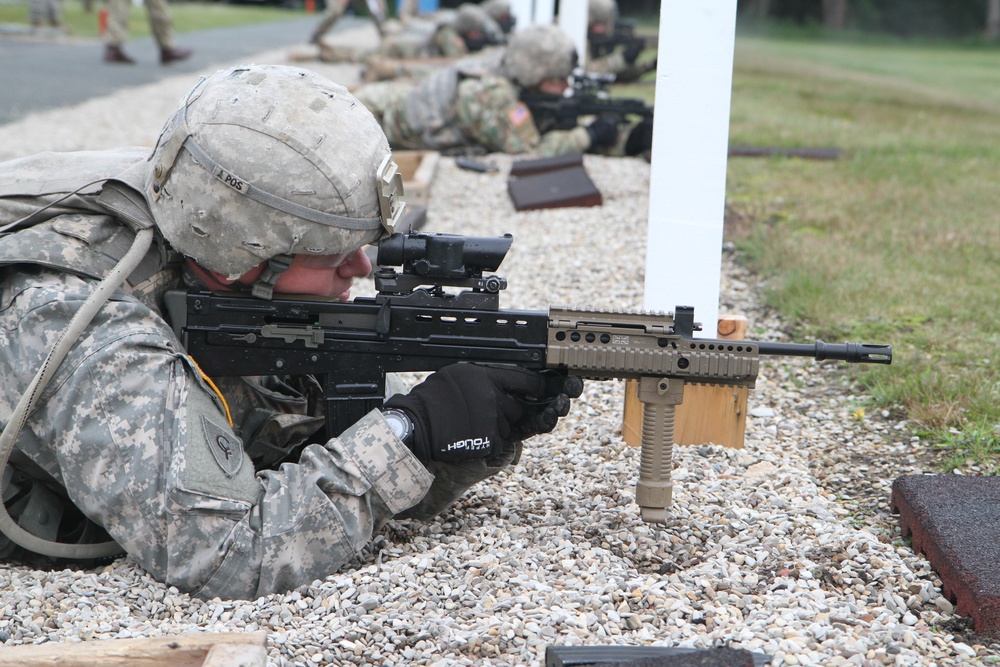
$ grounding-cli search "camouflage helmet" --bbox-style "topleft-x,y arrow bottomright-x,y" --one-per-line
500,25 -> 578,89
145,64 -> 404,284
452,4 -> 504,46
588,0 -> 618,30
481,0 -> 514,32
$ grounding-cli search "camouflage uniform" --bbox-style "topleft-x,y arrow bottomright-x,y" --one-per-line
311,0 -> 386,44
105,0 -> 175,50
585,0 -> 655,84
0,144 -> 509,599
29,0 -> 61,28
353,54 -> 591,156
321,4 -> 501,78
587,49 -> 654,84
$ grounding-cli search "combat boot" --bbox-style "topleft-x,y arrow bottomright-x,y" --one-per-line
103,45 -> 135,64
160,46 -> 193,65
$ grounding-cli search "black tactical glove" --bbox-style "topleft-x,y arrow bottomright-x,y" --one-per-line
625,118 -> 654,156
586,117 -> 619,150
623,40 -> 644,65
383,364 -> 584,464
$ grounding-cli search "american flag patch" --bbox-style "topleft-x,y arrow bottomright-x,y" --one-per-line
508,103 -> 530,126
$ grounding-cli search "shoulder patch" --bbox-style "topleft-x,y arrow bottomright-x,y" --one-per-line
201,415 -> 245,478
508,103 -> 530,127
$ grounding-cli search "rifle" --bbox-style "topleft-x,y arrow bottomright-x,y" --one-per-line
165,232 -> 892,524
589,19 -> 648,60
520,70 -> 654,135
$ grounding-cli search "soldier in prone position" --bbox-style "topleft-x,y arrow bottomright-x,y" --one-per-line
352,24 -> 652,158
585,0 -> 657,84
320,3 -> 508,81
0,64 -> 581,600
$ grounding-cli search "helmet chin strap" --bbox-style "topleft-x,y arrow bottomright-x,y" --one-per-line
250,254 -> 293,300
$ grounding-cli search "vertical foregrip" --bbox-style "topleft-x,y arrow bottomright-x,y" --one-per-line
636,402 -> 674,524
634,377 -> 685,524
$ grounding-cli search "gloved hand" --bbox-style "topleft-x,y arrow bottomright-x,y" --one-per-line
586,117 -> 619,150
625,118 -> 654,156
623,40 -> 644,65
383,364 -> 584,464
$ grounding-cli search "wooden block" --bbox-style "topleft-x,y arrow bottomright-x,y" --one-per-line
674,383 -> 749,448
622,377 -> 643,447
393,150 -> 440,209
0,631 -> 267,667
622,314 -> 750,449
203,643 -> 268,667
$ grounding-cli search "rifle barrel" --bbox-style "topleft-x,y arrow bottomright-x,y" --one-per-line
755,341 -> 892,365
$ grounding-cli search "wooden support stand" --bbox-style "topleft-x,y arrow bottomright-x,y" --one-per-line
623,315 -> 749,449
0,631 -> 268,667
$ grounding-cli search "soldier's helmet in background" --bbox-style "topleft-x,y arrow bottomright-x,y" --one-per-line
481,0 -> 515,33
453,4 -> 505,48
500,25 -> 578,89
144,64 -> 403,281
589,0 -> 618,31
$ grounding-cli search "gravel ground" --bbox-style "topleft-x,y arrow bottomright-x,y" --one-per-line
1,38 -> 999,667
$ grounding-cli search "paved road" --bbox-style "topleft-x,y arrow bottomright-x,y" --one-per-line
0,14 -> 363,126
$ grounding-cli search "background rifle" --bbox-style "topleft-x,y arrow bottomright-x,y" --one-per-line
589,19 -> 648,60
166,232 -> 892,524
521,70 -> 654,135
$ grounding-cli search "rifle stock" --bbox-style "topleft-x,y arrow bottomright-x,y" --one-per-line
165,232 -> 891,523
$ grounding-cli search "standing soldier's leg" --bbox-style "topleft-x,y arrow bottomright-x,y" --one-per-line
146,0 -> 192,64
311,0 -> 350,44
358,0 -> 386,36
103,0 -> 135,63
49,0 -> 63,27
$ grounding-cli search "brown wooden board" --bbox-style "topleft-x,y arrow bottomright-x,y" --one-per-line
507,153 -> 602,211
623,315 -> 750,449
0,631 -> 267,667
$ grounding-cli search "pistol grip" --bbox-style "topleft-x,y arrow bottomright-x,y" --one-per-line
635,377 -> 684,524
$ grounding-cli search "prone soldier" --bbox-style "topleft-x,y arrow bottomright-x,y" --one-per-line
585,0 -> 657,83
352,24 -> 652,158
0,64 -> 582,599
320,3 -> 507,82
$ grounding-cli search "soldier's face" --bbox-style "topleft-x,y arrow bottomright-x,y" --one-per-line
188,248 -> 372,300
538,77 -> 570,95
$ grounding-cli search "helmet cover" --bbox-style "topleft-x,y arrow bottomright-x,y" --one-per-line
480,0 -> 514,32
453,4 -> 503,44
500,25 -> 578,89
145,64 -> 402,278
589,0 -> 618,29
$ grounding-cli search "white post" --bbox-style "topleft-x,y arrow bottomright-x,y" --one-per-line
532,0 -> 555,25
508,0 -> 534,30
558,1 -> 590,68
643,0 -> 738,338
509,0 -> 555,30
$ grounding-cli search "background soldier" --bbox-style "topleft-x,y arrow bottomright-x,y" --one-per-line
310,0 -> 388,46
103,0 -> 192,65
319,3 -> 505,79
352,24 -> 632,157
585,0 -> 656,83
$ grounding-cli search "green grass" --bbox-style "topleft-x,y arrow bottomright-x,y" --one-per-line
0,1 -> 304,40
727,36 -> 1000,473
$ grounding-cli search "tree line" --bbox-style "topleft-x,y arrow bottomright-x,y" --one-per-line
613,0 -> 1000,40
